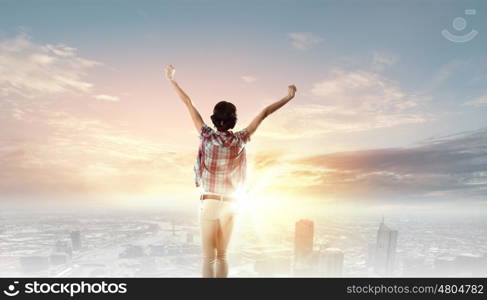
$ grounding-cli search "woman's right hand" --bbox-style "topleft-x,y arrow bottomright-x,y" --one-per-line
165,64 -> 176,81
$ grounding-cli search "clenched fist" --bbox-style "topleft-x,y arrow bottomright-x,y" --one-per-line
164,64 -> 176,81
287,85 -> 297,99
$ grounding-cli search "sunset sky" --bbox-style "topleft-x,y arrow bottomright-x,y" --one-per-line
1,0 -> 486,214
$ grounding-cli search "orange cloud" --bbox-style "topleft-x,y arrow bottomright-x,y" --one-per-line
259,69 -> 432,139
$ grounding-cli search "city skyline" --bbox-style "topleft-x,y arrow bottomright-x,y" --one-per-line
2,209 -> 486,277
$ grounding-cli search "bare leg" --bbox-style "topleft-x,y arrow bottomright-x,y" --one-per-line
200,219 -> 218,278
215,214 -> 235,278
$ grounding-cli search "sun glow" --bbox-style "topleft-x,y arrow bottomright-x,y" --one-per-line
230,162 -> 306,236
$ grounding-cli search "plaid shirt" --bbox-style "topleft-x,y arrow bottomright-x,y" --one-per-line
194,124 -> 250,195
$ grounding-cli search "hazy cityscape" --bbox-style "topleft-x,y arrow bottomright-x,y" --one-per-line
1,205 -> 486,278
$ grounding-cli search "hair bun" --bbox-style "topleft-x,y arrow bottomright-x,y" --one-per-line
211,101 -> 237,131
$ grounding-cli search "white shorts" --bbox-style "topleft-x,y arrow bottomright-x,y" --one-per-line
199,198 -> 238,221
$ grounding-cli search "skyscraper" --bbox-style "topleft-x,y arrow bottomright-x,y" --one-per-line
186,232 -> 194,244
70,230 -> 82,251
19,255 -> 50,274
55,240 -> 72,257
319,248 -> 344,277
294,219 -> 314,268
374,218 -> 398,276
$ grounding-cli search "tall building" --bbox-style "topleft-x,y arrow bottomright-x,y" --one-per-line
374,218 -> 398,276
186,232 -> 194,244
171,220 -> 176,236
20,255 -> 50,274
319,248 -> 344,277
55,240 -> 73,257
70,230 -> 82,251
294,219 -> 314,268
49,252 -> 69,266
455,254 -> 486,277
366,243 -> 376,268
433,256 -> 455,277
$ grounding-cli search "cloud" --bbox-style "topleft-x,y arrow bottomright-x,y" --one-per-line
44,43 -> 77,57
260,69 -> 431,139
464,93 -> 487,106
94,94 -> 120,102
428,58 -> 487,91
0,34 -> 182,198
288,32 -> 322,50
0,34 -> 100,98
372,51 -> 399,71
252,128 -> 487,202
0,34 -> 118,102
241,76 -> 257,83
0,111 -> 193,196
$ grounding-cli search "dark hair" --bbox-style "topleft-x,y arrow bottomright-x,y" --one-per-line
211,101 -> 237,131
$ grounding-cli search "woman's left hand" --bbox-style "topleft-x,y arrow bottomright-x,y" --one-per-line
287,85 -> 297,99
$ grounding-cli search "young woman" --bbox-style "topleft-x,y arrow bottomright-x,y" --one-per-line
165,64 -> 296,277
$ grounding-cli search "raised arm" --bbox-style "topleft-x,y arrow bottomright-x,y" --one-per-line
245,85 -> 297,136
164,64 -> 204,132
